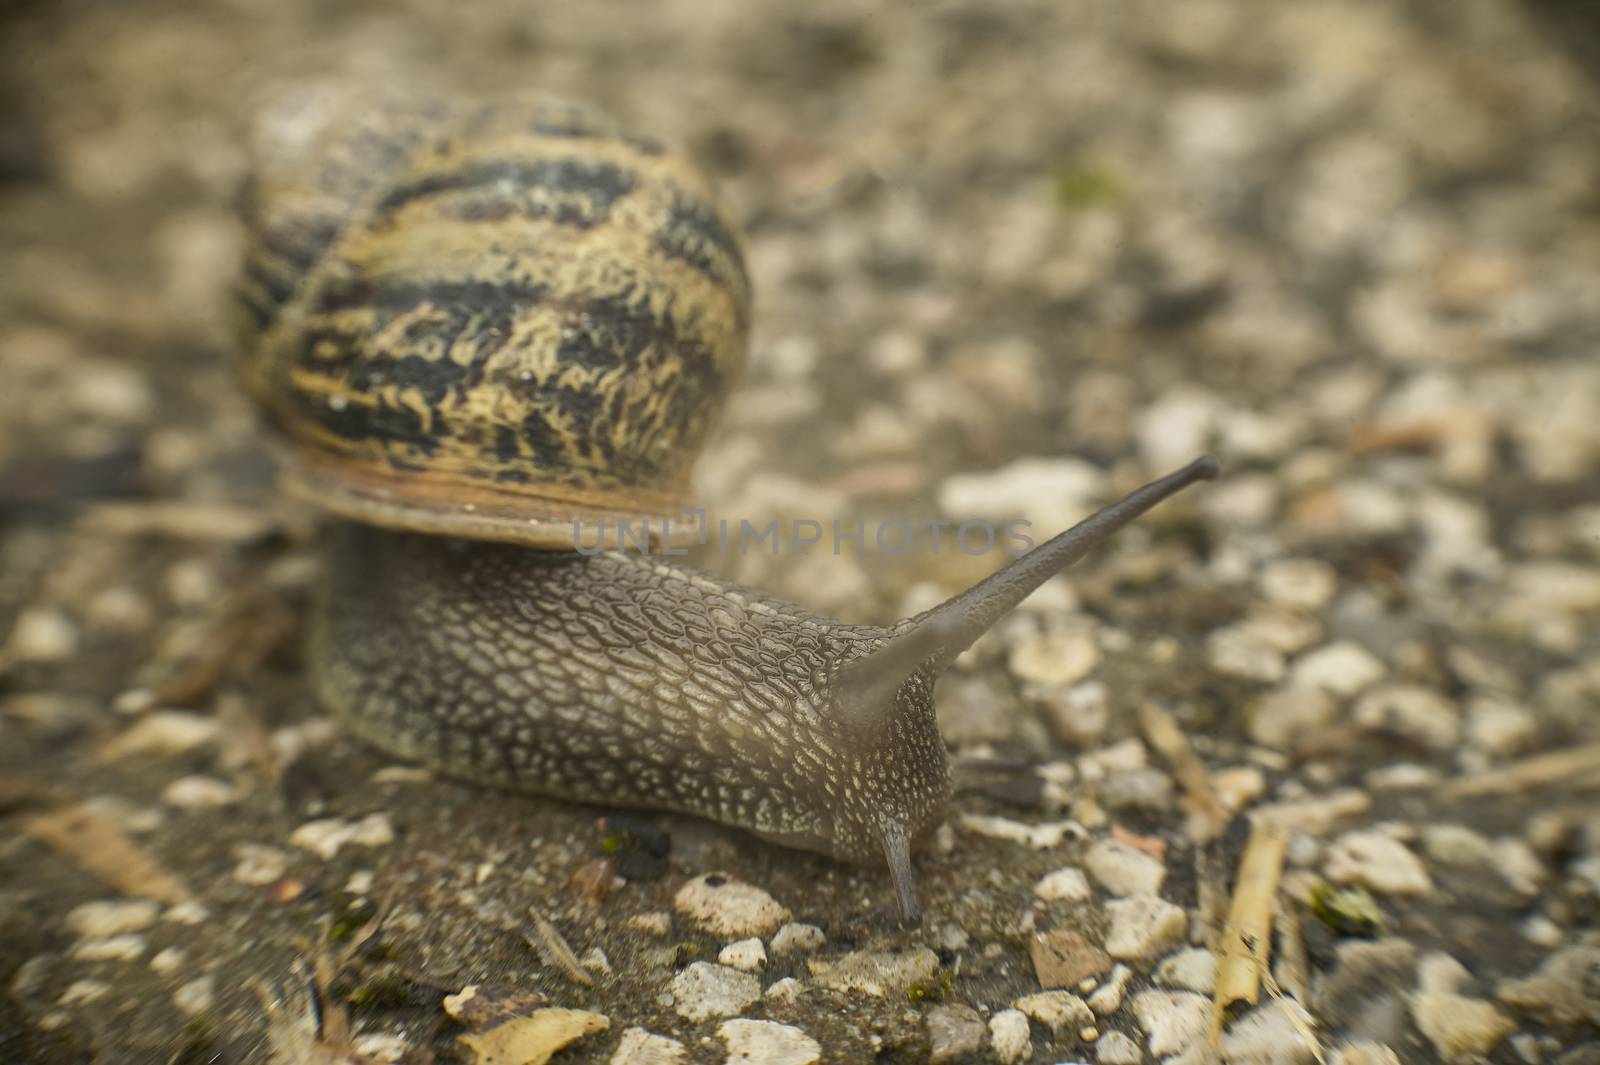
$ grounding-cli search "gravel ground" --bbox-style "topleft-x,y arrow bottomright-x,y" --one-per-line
2,1 -> 1598,1062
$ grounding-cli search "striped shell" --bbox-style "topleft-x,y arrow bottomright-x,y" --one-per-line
236,84 -> 750,547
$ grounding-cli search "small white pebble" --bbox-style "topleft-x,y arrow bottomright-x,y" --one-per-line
988,1009 -> 1032,1064
72,935 -> 146,962
161,775 -> 239,809
149,947 -> 185,974
719,938 -> 767,972
770,922 -> 826,955
1033,866 -> 1092,902
172,975 -> 215,1016
65,900 -> 159,939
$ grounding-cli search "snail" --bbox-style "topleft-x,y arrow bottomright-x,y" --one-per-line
234,84 -> 1218,923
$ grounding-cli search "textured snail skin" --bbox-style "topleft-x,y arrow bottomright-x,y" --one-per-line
311,527 -> 950,874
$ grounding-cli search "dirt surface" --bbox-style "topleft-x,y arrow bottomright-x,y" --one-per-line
2,1 -> 1599,1063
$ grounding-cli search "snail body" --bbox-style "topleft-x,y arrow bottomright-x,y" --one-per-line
238,84 -> 1218,921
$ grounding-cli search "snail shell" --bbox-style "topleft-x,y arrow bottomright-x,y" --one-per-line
235,84 -> 749,547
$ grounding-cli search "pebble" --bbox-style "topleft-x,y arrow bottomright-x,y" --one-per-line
988,1009 -> 1033,1065
765,978 -> 802,1002
1312,939 -> 1417,1028
65,899 -> 159,939
1289,641 -> 1387,696
1223,1000 -> 1320,1063
1412,992 -> 1515,1059
1421,824 -> 1494,867
770,922 -> 826,955
926,1003 -> 986,1064
717,1019 -> 820,1065
149,947 -> 184,974
806,947 -> 938,997
718,938 -> 766,973
72,935 -> 146,962
1259,558 -> 1338,610
1088,964 -> 1132,1015
1009,624 -> 1102,686
674,874 -> 790,938
232,844 -> 290,885
609,1027 -> 686,1064
1104,897 -> 1188,960
1013,990 -> 1093,1032
1496,944 -> 1600,1026
1084,839 -> 1166,897
1029,930 -> 1111,989
1464,696 -> 1537,756
1352,685 -> 1460,750
1329,1041 -> 1403,1065
161,775 -> 239,809
1131,990 -> 1212,1057
1247,686 -> 1337,750
959,815 -> 1085,849
4,608 -> 79,662
1326,830 -> 1433,895
172,975 -> 214,1016
627,913 -> 672,938
1155,948 -> 1216,994
669,963 -> 760,1022
1034,867 -> 1092,902
1034,680 -> 1110,746
1095,1029 -> 1141,1064
1207,627 -> 1286,682
98,712 -> 221,760
58,980 -> 110,1006
289,814 -> 395,859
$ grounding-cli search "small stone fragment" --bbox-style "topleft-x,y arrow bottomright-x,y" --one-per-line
1326,831 -> 1432,895
959,814 -> 1085,849
172,976 -> 214,1016
1260,558 -> 1338,610
1496,945 -> 1600,1025
674,874 -> 790,938
1009,624 -> 1102,686
717,1019 -> 821,1065
289,814 -> 395,859
1412,993 -> 1515,1059
65,899 -> 159,939
1290,641 -> 1386,696
232,844 -> 289,886
610,1027 -> 686,1064
1096,1029 -> 1142,1064
1329,1041 -> 1402,1065
459,1009 -> 610,1065
807,947 -> 939,997
1034,867 -> 1092,902
97,712 -> 220,760
1084,839 -> 1166,897
627,912 -> 672,938
718,938 -> 767,973
1131,990 -> 1212,1057
149,947 -> 184,973
670,963 -> 760,1021
1014,990 -> 1093,1032
58,979 -> 110,1006
1089,964 -> 1133,1015
1029,930 -> 1111,989
770,922 -> 826,955
4,608 -> 78,662
989,1008 -> 1032,1064
1208,627 -> 1286,682
1248,686 -> 1337,750
72,935 -> 146,962
161,775 -> 239,809
1104,896 -> 1188,960
1155,948 -> 1216,994
765,977 -> 802,1002
926,1003 -> 985,1064
1352,685 -> 1459,750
